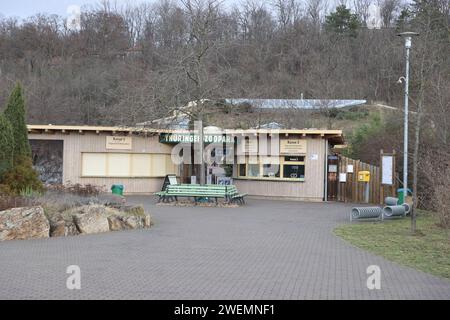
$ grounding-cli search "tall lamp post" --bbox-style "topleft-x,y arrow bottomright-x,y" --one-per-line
397,32 -> 419,205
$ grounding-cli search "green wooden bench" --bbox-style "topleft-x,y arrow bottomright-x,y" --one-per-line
155,184 -> 247,205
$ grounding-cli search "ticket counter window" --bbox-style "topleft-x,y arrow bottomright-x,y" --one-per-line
283,164 -> 305,179
248,164 -> 260,177
263,164 -> 280,178
238,156 -> 304,181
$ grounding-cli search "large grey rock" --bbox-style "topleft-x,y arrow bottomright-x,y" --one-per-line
107,215 -> 132,231
72,205 -> 110,234
50,220 -> 79,237
123,215 -> 145,229
0,206 -> 50,241
144,213 -> 152,228
107,213 -> 151,231
55,204 -> 151,236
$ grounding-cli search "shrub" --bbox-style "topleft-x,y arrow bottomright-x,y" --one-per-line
0,195 -> 35,211
46,182 -> 105,197
19,185 -> 44,198
65,183 -> 105,197
0,114 -> 14,179
0,184 -> 13,196
1,156 -> 44,195
423,150 -> 450,229
4,83 -> 31,160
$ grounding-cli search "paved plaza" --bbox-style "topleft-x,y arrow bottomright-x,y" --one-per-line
0,197 -> 449,299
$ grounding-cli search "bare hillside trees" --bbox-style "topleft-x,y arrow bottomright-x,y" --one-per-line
0,0 -> 447,131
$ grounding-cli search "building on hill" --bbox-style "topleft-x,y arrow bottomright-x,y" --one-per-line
136,98 -> 367,130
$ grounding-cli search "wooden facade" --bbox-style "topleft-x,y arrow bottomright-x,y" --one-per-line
28,129 -> 174,194
27,125 -> 343,200
234,138 -> 327,201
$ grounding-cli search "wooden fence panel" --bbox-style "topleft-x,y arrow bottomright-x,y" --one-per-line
336,155 -> 397,204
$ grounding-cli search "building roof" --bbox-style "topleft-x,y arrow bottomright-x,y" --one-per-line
27,125 -> 344,144
27,124 -> 178,135
225,98 -> 367,109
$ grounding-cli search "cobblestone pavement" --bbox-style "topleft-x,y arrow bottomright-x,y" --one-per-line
0,197 -> 449,300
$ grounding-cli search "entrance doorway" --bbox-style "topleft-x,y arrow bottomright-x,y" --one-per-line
327,155 -> 339,201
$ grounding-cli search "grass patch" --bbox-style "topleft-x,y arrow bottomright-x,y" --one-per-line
334,212 -> 450,279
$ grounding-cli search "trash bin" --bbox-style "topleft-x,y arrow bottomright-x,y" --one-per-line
397,188 -> 412,204
111,184 -> 124,196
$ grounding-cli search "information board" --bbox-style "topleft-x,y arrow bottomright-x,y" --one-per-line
382,155 -> 393,185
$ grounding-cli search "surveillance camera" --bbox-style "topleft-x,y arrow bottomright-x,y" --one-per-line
397,76 -> 405,84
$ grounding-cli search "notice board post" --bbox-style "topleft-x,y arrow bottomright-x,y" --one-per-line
380,149 -> 396,203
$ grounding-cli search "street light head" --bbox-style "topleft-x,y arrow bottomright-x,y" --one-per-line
397,77 -> 405,84
397,32 -> 420,37
398,32 -> 419,48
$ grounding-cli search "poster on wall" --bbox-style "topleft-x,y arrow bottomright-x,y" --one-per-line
347,164 -> 354,173
106,136 -> 132,150
382,155 -> 394,185
339,173 -> 347,182
328,164 -> 338,173
280,139 -> 307,155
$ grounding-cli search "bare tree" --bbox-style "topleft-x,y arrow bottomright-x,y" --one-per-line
353,0 -> 372,24
306,0 -> 329,26
378,0 -> 400,27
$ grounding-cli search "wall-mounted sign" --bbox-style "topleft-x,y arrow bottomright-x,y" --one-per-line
284,156 -> 304,162
382,155 -> 393,185
347,164 -> 354,173
280,139 -> 307,155
106,136 -> 132,150
159,133 -> 233,144
339,173 -> 347,182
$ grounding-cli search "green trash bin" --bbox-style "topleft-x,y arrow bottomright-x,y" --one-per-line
397,188 -> 412,204
111,184 -> 124,196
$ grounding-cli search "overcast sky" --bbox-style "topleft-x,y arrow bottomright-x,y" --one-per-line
0,0 -> 239,19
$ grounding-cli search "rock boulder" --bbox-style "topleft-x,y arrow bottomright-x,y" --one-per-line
72,205 -> 110,234
50,220 -> 79,237
0,206 -> 50,241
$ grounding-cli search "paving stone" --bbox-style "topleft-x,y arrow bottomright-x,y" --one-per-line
0,197 -> 449,299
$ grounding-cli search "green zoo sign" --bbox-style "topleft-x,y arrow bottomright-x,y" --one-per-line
159,133 -> 234,144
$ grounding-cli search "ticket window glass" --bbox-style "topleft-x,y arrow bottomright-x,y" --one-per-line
237,155 -> 305,181
247,164 -> 260,177
283,164 -> 305,179
239,164 -> 246,177
263,164 -> 280,177
282,156 -> 305,179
